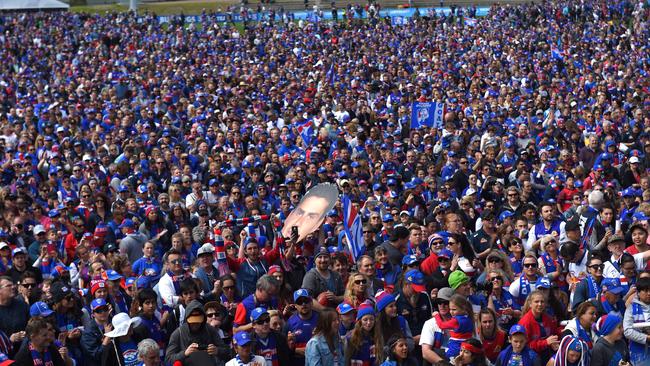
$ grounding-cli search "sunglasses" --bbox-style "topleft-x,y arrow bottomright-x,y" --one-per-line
589,264 -> 605,270
437,300 -> 449,306
94,307 -> 109,313
490,276 -> 503,282
223,285 -> 235,290
488,257 -> 501,263
206,312 -> 219,319
170,259 -> 182,265
296,299 -> 311,306
21,283 -> 37,288
354,279 -> 368,285
523,263 -> 538,269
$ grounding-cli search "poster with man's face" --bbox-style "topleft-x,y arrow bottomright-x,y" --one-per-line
281,183 -> 339,243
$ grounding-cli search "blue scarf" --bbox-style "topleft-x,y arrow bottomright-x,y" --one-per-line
29,342 -> 53,366
167,270 -> 184,295
496,345 -> 535,366
575,318 -> 593,349
586,275 -> 599,299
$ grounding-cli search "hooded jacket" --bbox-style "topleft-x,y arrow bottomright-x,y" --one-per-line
165,300 -> 230,366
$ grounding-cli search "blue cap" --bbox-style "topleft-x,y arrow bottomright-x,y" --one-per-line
387,178 -> 397,186
105,269 -> 123,281
318,167 -> 327,174
293,289 -> 311,302
137,184 -> 148,194
250,307 -> 269,322
404,269 -> 426,292
402,255 -> 420,266
600,152 -> 612,160
30,301 -> 54,317
125,277 -> 136,287
91,298 -> 108,311
509,324 -> 527,335
118,185 -> 129,193
119,219 -> 135,229
601,278 -> 624,295
437,249 -> 453,258
327,209 -> 338,217
234,331 -> 254,346
633,211 -> 650,221
48,209 -> 60,218
382,214 -> 394,222
337,303 -> 355,315
499,210 -> 515,222
623,187 -> 638,197
209,178 -> 218,186
535,276 -> 551,289
373,183 -> 383,191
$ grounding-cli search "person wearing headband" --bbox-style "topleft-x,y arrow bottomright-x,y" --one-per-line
379,334 -> 417,366
455,339 -> 489,366
591,314 -> 630,366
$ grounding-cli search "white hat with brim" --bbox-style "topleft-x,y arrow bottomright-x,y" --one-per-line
104,313 -> 141,338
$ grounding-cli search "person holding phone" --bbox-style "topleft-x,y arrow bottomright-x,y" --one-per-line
591,314 -> 630,366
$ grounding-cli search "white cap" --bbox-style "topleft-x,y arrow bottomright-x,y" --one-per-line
0,242 -> 9,250
197,243 -> 215,256
464,188 -> 477,197
630,156 -> 640,164
33,225 -> 46,235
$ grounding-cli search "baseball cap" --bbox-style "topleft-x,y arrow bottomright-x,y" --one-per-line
401,255 -> 420,266
293,289 -> 311,302
11,247 -> 26,257
30,301 -> 54,317
437,287 -> 454,301
337,303 -> 355,315
404,269 -> 427,293
601,278 -> 624,295
535,277 -> 551,289
250,307 -> 269,322
509,324 -> 527,336
197,243 -> 215,256
118,219 -> 135,229
33,225 -> 46,235
234,331 -> 255,346
91,298 -> 108,311
382,214 -> 394,222
105,269 -> 123,281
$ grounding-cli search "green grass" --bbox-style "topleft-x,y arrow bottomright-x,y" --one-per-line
71,1 -> 238,15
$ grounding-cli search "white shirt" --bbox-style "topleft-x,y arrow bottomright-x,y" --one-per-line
603,253 -> 648,278
225,355 -> 267,366
568,250 -> 590,283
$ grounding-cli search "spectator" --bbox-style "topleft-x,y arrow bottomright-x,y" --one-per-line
13,317 -> 72,366
305,308 -> 343,366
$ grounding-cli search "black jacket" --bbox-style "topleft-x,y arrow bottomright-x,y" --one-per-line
80,319 -> 106,364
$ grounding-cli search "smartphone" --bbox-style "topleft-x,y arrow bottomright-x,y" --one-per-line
197,344 -> 208,351
291,226 -> 298,238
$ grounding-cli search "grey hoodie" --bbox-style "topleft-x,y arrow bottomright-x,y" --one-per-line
623,297 -> 650,346
164,300 -> 230,366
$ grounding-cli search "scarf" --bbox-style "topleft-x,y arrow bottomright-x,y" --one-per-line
167,270 -> 184,295
29,342 -> 53,366
574,318 -> 593,349
586,275 -> 599,299
497,345 -> 534,366
235,353 -> 258,365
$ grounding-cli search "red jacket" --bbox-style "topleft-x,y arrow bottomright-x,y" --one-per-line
518,310 -> 561,354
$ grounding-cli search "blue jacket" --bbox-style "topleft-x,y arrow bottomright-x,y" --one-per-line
305,334 -> 344,366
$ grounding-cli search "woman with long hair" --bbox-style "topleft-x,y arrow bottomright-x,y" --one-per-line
519,290 -> 561,364
305,308 -> 344,366
379,335 -> 418,366
374,291 -> 413,364
486,269 -> 521,330
477,250 -> 514,285
344,272 -> 369,309
477,308 -> 507,363
345,301 -> 376,366
560,302 -> 598,349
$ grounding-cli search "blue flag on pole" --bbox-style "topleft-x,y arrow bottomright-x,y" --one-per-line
342,195 -> 364,261
410,102 -> 445,129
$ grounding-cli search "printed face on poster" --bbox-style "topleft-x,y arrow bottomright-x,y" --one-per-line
281,183 -> 339,242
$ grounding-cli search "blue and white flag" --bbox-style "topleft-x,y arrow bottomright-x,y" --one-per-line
410,102 -> 445,129
342,195 -> 364,261
295,119 -> 314,146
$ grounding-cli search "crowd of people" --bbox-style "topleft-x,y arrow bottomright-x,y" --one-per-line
0,0 -> 648,365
